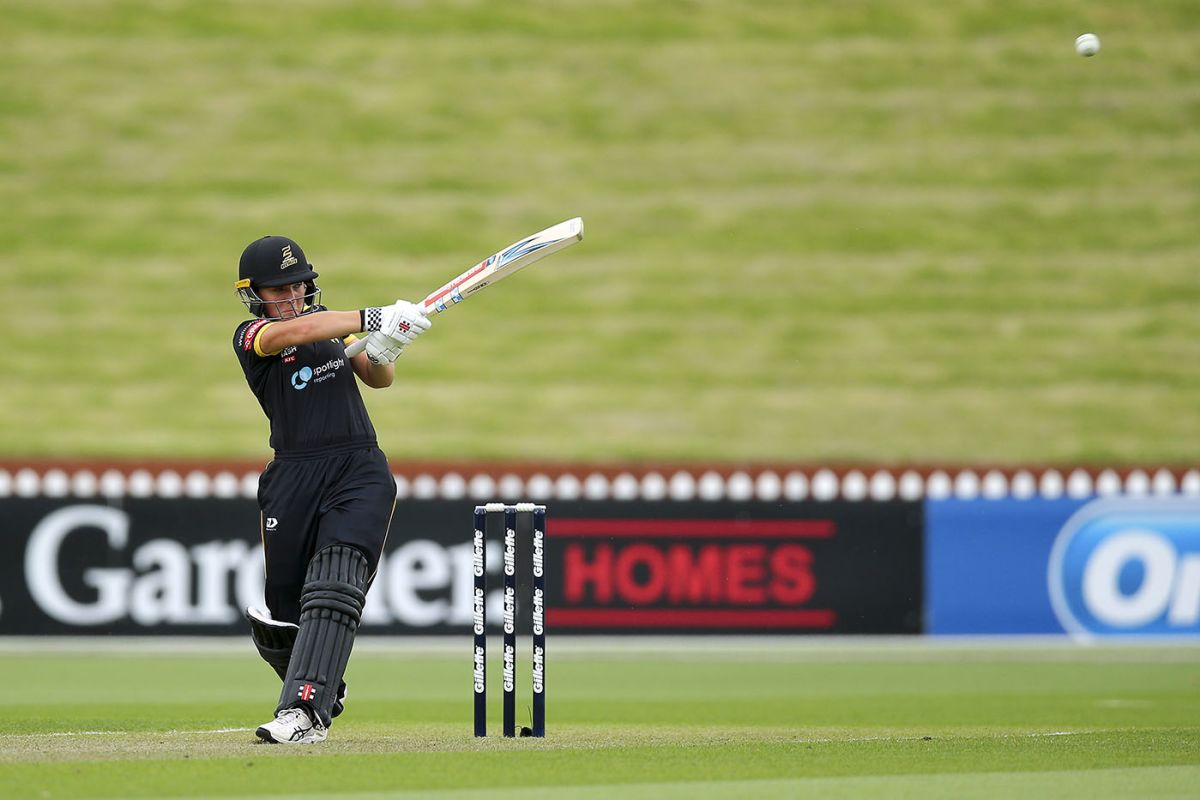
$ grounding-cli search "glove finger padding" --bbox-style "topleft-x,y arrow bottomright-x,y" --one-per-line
383,300 -> 428,340
364,332 -> 405,365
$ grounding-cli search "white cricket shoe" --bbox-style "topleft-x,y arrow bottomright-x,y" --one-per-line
255,707 -> 327,745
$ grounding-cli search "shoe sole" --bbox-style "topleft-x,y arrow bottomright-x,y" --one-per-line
255,726 -> 278,743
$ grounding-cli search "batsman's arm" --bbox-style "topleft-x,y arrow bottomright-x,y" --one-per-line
253,313 -> 392,387
254,311 -> 364,355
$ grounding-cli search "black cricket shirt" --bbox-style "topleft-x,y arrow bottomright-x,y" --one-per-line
233,307 -> 378,457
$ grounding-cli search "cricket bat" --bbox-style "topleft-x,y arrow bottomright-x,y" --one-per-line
346,217 -> 584,357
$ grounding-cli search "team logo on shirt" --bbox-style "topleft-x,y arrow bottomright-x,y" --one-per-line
290,358 -> 345,390
291,367 -> 313,390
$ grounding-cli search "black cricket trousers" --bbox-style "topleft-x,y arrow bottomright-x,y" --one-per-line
256,446 -> 396,623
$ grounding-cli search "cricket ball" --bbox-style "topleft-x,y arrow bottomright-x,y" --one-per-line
1075,33 -> 1100,57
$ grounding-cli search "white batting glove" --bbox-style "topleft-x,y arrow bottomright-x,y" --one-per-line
361,300 -> 432,345
362,332 -> 407,365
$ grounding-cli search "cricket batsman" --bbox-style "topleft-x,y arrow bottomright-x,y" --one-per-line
231,234 -> 430,744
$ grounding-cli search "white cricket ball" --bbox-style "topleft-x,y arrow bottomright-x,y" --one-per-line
1075,33 -> 1100,57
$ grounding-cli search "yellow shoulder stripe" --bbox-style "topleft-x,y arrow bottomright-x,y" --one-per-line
252,321 -> 279,357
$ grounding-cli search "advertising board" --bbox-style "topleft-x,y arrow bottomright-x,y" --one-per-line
926,497 -> 1200,637
0,498 -> 923,636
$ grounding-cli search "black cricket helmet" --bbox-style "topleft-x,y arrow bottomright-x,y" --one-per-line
234,235 -> 321,318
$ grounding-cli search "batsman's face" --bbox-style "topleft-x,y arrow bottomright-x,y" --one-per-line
258,282 -> 308,319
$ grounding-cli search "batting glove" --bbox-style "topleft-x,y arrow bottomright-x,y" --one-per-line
363,331 -> 407,365
361,300 -> 432,345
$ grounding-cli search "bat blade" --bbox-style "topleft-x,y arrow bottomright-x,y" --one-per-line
421,217 -> 583,315
345,217 -> 583,358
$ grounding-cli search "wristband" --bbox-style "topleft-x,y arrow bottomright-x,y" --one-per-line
361,307 -> 382,332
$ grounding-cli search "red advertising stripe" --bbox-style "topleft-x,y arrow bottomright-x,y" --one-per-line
548,608 -> 836,629
549,518 -> 834,539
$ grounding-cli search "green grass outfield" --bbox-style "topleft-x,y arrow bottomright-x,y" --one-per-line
3,1 -> 1199,463
1,639 -> 1197,798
